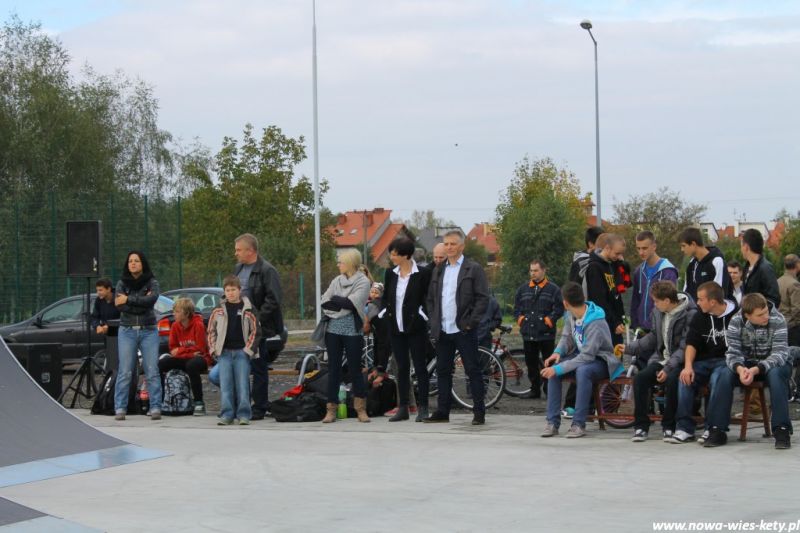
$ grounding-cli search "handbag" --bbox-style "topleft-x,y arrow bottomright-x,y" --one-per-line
310,316 -> 330,347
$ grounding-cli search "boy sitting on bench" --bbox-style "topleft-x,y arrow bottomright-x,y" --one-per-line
540,282 -> 623,439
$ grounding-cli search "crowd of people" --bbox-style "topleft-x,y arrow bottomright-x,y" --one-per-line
90,225 -> 799,448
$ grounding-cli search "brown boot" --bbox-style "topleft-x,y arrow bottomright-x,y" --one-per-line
354,397 -> 371,423
322,403 -> 337,423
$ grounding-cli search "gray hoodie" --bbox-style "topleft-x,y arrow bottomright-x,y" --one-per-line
553,301 -> 623,379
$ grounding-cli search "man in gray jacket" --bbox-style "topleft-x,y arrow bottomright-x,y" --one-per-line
423,230 -> 490,425
624,281 -> 697,442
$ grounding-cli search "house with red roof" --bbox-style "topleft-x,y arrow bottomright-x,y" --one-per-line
467,223 -> 500,265
329,208 -> 415,267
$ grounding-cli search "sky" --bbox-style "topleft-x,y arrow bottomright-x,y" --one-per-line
2,0 -> 799,231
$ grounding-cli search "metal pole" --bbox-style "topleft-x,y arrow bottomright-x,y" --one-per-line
312,0 -> 322,323
177,196 -> 183,287
592,34 -> 601,224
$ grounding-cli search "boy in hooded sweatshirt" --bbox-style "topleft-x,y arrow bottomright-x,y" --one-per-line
540,282 -> 623,439
583,233 -> 627,345
624,281 -> 697,442
705,293 -> 794,449
630,231 -> 679,332
671,281 -> 738,444
160,298 -> 211,415
207,275 -> 261,425
679,227 -> 732,301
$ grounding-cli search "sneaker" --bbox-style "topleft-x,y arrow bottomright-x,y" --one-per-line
703,427 -> 728,448
384,407 -> 399,416
540,423 -> 559,437
662,429 -> 674,442
697,429 -> 710,445
239,419 -> 250,426
774,426 -> 791,450
150,411 -> 161,421
631,429 -> 648,442
560,407 -> 575,419
114,411 -> 126,421
668,430 -> 695,444
565,425 -> 586,438
193,401 -> 206,416
217,418 -> 234,426
409,406 -> 418,414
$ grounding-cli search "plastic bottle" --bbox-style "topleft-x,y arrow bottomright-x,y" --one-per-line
139,380 -> 150,415
621,365 -> 635,401
337,383 -> 348,419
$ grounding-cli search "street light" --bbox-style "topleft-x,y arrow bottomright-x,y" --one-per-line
580,19 -> 601,225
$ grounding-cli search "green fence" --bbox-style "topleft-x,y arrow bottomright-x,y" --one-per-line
0,192 -> 312,324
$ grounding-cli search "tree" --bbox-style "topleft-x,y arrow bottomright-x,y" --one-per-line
612,187 -> 706,268
495,157 -> 586,292
464,238 -> 488,267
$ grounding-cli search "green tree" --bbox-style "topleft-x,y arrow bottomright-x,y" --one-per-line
464,238 -> 488,267
495,157 -> 585,292
612,187 -> 706,268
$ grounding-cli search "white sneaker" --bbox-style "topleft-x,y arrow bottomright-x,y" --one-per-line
697,429 -> 710,445
662,429 -> 674,442
631,429 -> 648,442
668,430 -> 695,444
565,425 -> 586,438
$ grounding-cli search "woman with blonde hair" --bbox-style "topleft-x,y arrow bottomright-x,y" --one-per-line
320,249 -> 372,423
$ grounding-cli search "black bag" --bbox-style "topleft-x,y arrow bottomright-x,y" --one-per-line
91,370 -> 138,416
272,391 -> 327,422
161,369 -> 194,416
303,365 -> 329,396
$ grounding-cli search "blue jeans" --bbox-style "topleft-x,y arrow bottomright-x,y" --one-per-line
436,330 -> 485,415
676,358 -> 726,434
706,364 -> 793,433
115,326 -> 161,414
217,349 -> 252,421
546,357 -> 608,428
208,363 -> 220,386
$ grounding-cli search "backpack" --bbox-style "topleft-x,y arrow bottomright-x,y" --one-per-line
161,369 -> 194,416
272,391 -> 327,422
91,370 -> 139,416
303,365 -> 329,396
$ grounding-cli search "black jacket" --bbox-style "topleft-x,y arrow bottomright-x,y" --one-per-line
91,291 -> 121,332
513,279 -> 564,341
684,246 -> 732,301
686,299 -> 738,361
427,256 -> 489,339
235,256 -> 283,338
115,277 -> 160,327
742,255 -> 781,307
583,252 -> 626,334
383,264 -> 432,336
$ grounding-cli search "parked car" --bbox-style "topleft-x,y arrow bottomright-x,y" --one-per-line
0,294 -> 175,366
163,287 -> 288,358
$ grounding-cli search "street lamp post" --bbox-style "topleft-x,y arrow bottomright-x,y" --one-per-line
580,19 -> 601,225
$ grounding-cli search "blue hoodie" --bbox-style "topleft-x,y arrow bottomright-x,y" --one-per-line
553,301 -> 624,379
630,257 -> 678,331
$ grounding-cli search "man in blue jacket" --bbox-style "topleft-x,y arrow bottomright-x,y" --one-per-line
541,282 -> 623,438
630,231 -> 678,333
514,259 -> 563,398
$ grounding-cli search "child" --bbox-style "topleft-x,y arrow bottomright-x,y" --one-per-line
207,276 -> 261,425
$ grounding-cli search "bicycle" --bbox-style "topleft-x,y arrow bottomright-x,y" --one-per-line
487,325 -> 539,398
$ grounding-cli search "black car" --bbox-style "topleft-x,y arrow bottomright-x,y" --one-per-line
0,294 -> 175,365
163,287 -> 288,357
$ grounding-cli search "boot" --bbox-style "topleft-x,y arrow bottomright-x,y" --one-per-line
354,397 -> 371,423
322,403 -> 337,423
415,405 -> 429,423
389,405 -> 409,422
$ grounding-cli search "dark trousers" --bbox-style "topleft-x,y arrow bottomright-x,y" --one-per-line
250,338 -> 270,415
523,339 -> 554,395
325,332 -> 366,404
158,355 -> 208,401
788,325 -> 800,347
436,330 -> 485,414
633,363 -> 680,431
391,330 -> 429,407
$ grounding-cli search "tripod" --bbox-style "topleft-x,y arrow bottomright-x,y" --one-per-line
59,279 -> 105,407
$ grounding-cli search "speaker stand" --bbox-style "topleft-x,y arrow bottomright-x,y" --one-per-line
59,279 -> 104,407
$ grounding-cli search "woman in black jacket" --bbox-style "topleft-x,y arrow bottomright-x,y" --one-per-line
114,250 -> 162,420
383,237 -> 432,422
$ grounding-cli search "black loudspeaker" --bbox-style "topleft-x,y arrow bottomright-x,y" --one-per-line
8,343 -> 63,400
66,221 -> 101,277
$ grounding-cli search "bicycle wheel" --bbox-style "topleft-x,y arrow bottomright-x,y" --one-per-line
501,348 -> 533,397
597,381 -> 635,429
451,348 -> 506,409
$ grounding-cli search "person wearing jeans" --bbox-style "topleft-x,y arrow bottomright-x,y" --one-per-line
216,349 -> 252,423
113,250 -> 162,421
541,282 -> 623,438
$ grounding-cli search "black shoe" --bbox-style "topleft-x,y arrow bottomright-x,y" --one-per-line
774,426 -> 792,450
389,405 -> 409,422
422,411 -> 450,423
251,411 -> 266,421
526,389 -> 541,399
471,412 -> 486,425
703,426 -> 728,448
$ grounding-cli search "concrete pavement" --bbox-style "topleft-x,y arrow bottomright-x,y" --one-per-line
1,411 -> 796,532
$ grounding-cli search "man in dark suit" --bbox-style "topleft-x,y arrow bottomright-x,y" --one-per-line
424,230 -> 490,425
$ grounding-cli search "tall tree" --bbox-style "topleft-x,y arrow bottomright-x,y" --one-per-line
495,157 -> 586,291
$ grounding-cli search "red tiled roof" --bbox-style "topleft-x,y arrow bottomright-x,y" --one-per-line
467,223 -> 499,254
331,209 -> 391,246
586,215 -> 612,228
371,223 -> 407,262
767,220 -> 785,250
718,226 -> 736,239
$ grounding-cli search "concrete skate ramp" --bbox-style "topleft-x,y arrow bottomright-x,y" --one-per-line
0,339 -> 167,488
0,497 -> 101,531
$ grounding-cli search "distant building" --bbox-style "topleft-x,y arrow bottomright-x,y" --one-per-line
467,223 -> 500,265
416,226 -> 463,255
699,220 -> 784,251
329,208 -> 415,267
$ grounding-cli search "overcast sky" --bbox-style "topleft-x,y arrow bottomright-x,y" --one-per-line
3,0 -> 799,231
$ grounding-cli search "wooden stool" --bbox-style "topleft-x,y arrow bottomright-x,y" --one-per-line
738,382 -> 771,441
